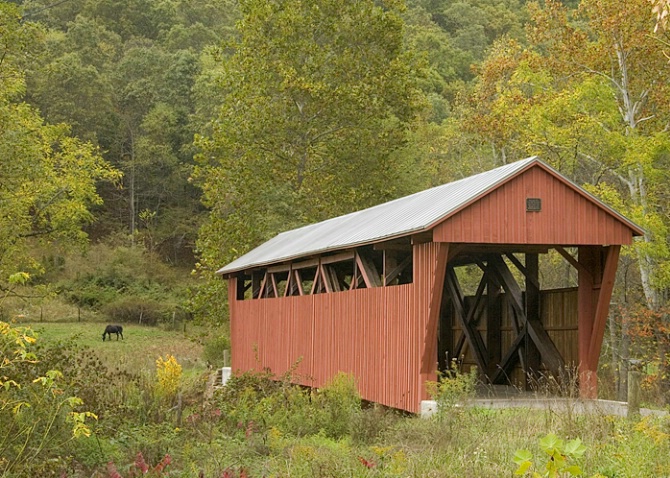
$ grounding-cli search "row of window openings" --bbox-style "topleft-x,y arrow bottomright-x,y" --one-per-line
235,249 -> 413,300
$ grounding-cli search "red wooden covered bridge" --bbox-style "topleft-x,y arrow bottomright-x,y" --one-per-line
217,157 -> 643,413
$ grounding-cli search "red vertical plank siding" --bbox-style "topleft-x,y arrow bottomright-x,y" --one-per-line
230,284 -> 420,412
578,246 -> 599,397
433,166 -> 636,245
413,242 -> 449,402
227,242 -> 449,413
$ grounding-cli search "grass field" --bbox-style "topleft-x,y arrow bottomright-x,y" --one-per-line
24,321 -> 207,376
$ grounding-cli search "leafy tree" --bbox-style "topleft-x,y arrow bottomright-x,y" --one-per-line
17,1 -> 231,264
193,0 -> 430,321
0,1 -> 119,288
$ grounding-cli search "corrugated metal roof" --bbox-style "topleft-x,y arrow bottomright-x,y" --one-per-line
217,157 -> 642,275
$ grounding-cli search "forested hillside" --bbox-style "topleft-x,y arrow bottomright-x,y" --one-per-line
3,0 -> 670,476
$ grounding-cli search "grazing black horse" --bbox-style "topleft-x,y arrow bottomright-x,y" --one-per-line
102,324 -> 124,341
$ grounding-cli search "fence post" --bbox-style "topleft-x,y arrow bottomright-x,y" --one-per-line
627,359 -> 642,419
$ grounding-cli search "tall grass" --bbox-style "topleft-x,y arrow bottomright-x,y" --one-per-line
4,321 -> 669,477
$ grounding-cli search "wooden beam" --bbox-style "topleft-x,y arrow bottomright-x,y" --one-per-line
327,265 -> 341,292
317,264 -> 331,293
385,255 -> 411,285
491,328 -> 525,383
350,260 -> 361,290
284,268 -> 294,297
252,271 -> 262,299
294,269 -> 304,296
235,274 -> 247,300
445,267 -> 488,372
505,253 -> 540,290
578,246 -> 599,397
374,242 -> 412,251
321,251 -> 355,265
420,243 -> 449,398
356,252 -> 381,288
525,253 -> 541,383
447,243 -> 466,262
269,273 -> 279,297
292,257 -> 321,270
411,232 -> 432,245
267,263 -> 291,274
310,266 -> 321,294
486,271 -> 502,378
588,246 -> 621,370
453,274 -> 488,362
458,244 -> 550,255
437,279 -> 452,373
487,255 -> 564,374
556,246 -> 593,283
259,272 -> 269,298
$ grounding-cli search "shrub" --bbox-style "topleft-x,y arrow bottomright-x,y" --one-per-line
155,354 -> 182,404
313,372 -> 362,439
212,369 -> 361,440
203,334 -> 231,367
351,404 -> 403,445
102,297 -> 166,325
427,362 -> 478,413
0,322 -> 96,476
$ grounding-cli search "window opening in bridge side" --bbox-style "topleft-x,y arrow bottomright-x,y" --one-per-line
236,243 -> 414,300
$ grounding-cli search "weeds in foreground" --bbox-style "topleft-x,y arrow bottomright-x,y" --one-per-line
426,361 -> 478,418
4,324 -> 670,477
106,452 -> 172,478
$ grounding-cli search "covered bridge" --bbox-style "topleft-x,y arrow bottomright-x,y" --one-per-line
217,157 -> 643,413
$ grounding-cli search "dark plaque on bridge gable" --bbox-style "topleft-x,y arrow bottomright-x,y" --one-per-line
526,198 -> 542,212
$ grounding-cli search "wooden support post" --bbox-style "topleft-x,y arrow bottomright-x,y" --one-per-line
627,368 -> 641,419
385,255 -> 412,285
252,271 -> 262,299
578,245 -> 620,398
270,273 -> 279,297
284,268 -> 294,297
324,265 -> 341,292
437,279 -> 452,373
486,270 -> 502,379
525,253 -> 541,387
420,243 -> 449,400
488,255 -> 564,375
294,270 -> 304,296
236,274 -> 246,300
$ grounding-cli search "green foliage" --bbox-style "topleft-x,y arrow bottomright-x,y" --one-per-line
0,322 -> 97,476
513,433 -> 587,477
0,2 -> 120,289
313,373 -> 362,439
193,0 -> 431,322
427,362 -> 478,412
102,298 -> 166,326
202,333 -> 230,367
4,323 -> 670,476
52,243 -> 193,324
212,369 -> 361,440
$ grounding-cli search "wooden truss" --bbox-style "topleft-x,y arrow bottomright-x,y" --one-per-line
439,253 -> 564,386
241,247 -> 413,299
